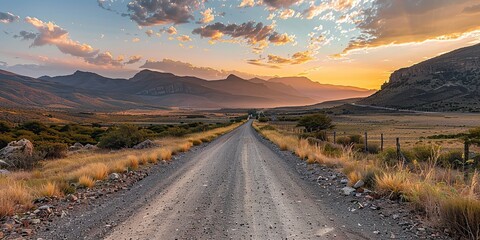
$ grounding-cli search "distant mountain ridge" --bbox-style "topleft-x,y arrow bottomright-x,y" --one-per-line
0,69 -> 375,110
361,43 -> 480,112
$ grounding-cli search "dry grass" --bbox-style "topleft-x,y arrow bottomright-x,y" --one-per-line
127,155 -> 139,170
0,121 -> 242,217
159,149 -> 172,161
78,175 -> 95,188
38,182 -> 62,197
255,121 -> 480,237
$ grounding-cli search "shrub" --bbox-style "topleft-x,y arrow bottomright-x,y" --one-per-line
20,121 -> 47,134
439,150 -> 463,168
323,142 -> 342,157
348,135 -> 363,144
78,175 -> 95,188
36,142 -> 68,159
412,145 -> 434,162
259,125 -> 276,131
0,121 -> 12,133
0,134 -> 14,149
441,197 -> 480,239
258,117 -> 269,123
300,131 -> 327,141
297,114 -> 333,132
98,125 -> 147,149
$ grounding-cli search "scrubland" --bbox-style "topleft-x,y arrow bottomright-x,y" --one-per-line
254,121 -> 480,239
0,122 -> 241,217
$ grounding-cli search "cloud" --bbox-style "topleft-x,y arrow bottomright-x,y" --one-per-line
0,12 -> 19,23
177,35 -> 192,42
85,52 -> 124,66
132,37 -> 140,42
192,21 -> 294,48
279,9 -> 295,19
197,8 -> 214,24
97,0 -> 120,14
463,4 -> 480,13
13,31 -> 37,40
342,0 -> 480,54
145,29 -> 154,37
124,55 -> 142,64
166,26 -> 177,35
262,0 -> 302,9
247,50 -> 314,68
127,0 -> 202,26
238,0 -> 255,8
141,59 -> 271,79
25,17 -> 99,58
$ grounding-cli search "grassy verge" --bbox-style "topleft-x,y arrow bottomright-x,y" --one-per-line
254,121 -> 480,239
0,122 -> 242,217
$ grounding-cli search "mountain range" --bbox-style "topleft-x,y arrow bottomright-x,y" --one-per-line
361,43 -> 480,112
0,69 -> 374,110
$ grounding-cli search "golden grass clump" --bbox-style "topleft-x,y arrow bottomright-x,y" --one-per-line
159,149 -> 172,161
78,175 -> 95,188
38,181 -> 62,197
375,172 -> 410,200
148,152 -> 159,163
177,142 -> 193,152
91,163 -> 109,180
191,139 -> 202,146
440,196 -> 480,239
0,195 -> 15,217
139,154 -> 149,165
127,155 -> 139,170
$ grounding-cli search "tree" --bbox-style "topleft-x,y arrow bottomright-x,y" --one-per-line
297,114 -> 333,132
98,125 -> 147,149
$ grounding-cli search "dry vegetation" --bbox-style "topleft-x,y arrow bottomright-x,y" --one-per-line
0,122 -> 241,217
254,121 -> 480,239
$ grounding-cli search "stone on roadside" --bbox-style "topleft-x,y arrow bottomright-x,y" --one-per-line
340,178 -> 348,184
109,173 -> 120,180
341,187 -> 355,196
353,180 -> 365,189
133,140 -> 157,150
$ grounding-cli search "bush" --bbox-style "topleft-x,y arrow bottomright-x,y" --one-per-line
441,197 -> 480,239
0,135 -> 14,149
336,135 -> 363,145
0,121 -> 12,133
439,150 -> 463,168
258,117 -> 269,123
20,121 -> 47,134
300,131 -> 327,141
259,125 -> 276,131
323,142 -> 342,157
412,145 -> 434,162
297,114 -> 333,132
98,125 -> 147,149
36,142 -> 68,159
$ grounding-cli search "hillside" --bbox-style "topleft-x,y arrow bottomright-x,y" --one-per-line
361,43 -> 480,112
267,76 -> 375,102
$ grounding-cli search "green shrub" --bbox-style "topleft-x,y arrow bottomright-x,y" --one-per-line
439,150 -> 463,168
20,121 -> 47,134
412,145 -> 434,162
259,125 -> 276,131
36,142 -> 68,159
98,125 -> 147,149
0,121 -> 12,133
323,142 -> 342,157
299,131 -> 327,141
349,135 -> 363,144
258,117 -> 269,123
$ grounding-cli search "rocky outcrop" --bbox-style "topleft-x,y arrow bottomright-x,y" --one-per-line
0,139 -> 34,168
133,140 -> 157,150
361,43 -> 480,112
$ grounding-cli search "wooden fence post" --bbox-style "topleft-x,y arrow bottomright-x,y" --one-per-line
396,138 -> 401,162
333,131 -> 336,144
464,140 -> 470,180
380,133 -> 384,152
364,132 -> 368,153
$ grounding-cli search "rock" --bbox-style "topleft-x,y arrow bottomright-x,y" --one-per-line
0,231 -> 3,238
340,178 -> 349,184
31,219 -> 41,224
0,169 -> 10,175
69,142 -> 84,151
341,187 -> 355,196
353,180 -> 365,189
0,139 -> 34,166
133,140 -> 157,150
66,194 -> 78,202
109,173 -> 120,180
22,228 -> 34,236
84,144 -> 98,150
330,175 -> 337,180
392,214 -> 400,220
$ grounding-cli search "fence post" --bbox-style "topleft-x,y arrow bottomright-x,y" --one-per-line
364,132 -> 368,153
333,131 -> 336,144
380,133 -> 384,152
464,140 -> 470,180
396,138 -> 401,162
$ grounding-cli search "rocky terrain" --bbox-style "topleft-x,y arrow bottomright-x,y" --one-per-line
361,43 -> 480,112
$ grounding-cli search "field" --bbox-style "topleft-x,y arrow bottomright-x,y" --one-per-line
270,111 -> 480,153
254,108 -> 480,239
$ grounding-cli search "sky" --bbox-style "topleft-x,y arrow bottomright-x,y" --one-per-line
0,0 -> 480,89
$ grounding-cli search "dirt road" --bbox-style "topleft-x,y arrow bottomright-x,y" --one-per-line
39,120 -> 412,239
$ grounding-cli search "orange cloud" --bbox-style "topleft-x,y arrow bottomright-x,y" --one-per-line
342,0 -> 480,55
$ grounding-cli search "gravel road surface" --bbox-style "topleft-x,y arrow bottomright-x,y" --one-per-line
38,120 -> 412,239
